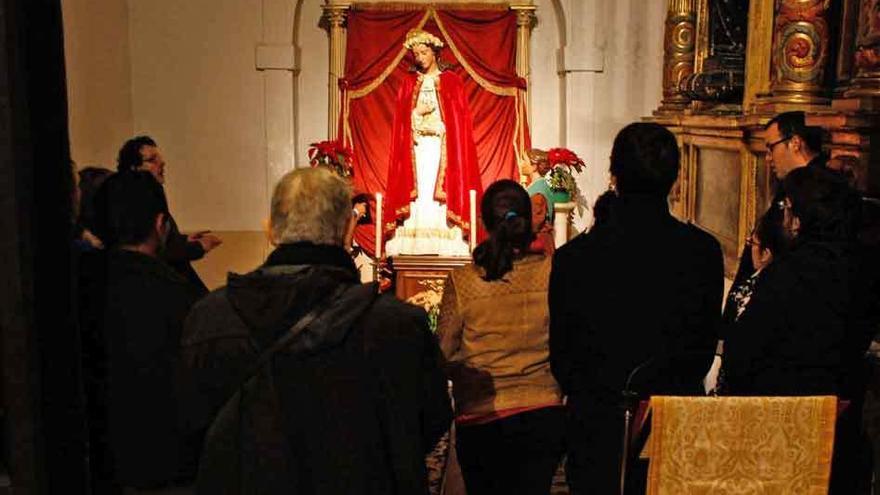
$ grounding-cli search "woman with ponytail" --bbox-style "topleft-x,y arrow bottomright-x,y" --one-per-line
437,180 -> 564,494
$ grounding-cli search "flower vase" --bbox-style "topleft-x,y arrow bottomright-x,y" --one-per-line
548,189 -> 571,204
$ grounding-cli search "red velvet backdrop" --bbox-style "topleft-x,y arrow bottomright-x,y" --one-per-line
340,7 -> 530,257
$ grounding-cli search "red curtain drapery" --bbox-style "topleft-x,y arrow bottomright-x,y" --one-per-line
341,6 -> 530,257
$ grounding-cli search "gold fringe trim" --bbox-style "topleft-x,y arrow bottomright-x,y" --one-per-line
433,13 -> 518,97
348,7 -> 519,100
433,75 -> 448,202
352,2 -> 510,12
410,75 -> 423,199
349,9 -> 432,100
434,131 -> 448,201
446,208 -> 471,235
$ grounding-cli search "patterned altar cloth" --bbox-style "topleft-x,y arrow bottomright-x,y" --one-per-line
645,396 -> 837,495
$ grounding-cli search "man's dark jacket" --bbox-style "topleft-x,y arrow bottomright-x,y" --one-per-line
83,249 -> 202,488
177,242 -> 452,494
549,194 -> 723,493
549,194 -> 724,404
162,213 -> 208,296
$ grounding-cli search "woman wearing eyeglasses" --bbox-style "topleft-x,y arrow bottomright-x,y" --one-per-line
722,166 -> 871,492
704,208 -> 789,394
723,166 -> 866,396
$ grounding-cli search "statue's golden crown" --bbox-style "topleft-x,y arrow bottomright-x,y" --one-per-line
403,29 -> 444,50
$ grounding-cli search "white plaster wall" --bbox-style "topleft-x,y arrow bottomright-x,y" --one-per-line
530,0 -> 563,150
63,0 -> 665,236
554,0 -> 666,231
294,0 -> 330,167
62,0 -> 134,168
128,0 -> 268,231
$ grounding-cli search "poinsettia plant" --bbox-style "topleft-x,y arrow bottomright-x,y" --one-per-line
308,140 -> 354,178
545,147 -> 586,195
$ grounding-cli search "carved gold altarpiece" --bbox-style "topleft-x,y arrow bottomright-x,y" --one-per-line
651,0 -> 880,277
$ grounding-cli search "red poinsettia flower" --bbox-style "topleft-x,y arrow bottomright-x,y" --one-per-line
547,147 -> 585,173
308,140 -> 354,178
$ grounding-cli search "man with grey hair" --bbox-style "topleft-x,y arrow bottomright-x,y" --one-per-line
178,167 -> 452,494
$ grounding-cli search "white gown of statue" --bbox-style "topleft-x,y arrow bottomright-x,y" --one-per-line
385,73 -> 470,257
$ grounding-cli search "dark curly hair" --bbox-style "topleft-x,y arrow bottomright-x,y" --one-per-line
752,207 -> 789,260
117,135 -> 157,173
473,180 -> 534,281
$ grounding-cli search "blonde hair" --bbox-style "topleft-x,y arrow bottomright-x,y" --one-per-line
270,167 -> 352,246
403,29 -> 444,50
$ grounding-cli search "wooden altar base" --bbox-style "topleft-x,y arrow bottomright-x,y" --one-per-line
389,255 -> 471,302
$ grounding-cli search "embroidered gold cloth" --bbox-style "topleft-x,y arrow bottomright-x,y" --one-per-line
646,396 -> 836,495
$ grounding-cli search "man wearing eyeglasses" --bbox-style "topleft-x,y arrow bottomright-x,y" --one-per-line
764,111 -> 824,181
727,111 -> 825,292
116,136 -> 222,295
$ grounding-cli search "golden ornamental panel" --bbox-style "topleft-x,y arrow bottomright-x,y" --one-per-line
769,0 -> 833,103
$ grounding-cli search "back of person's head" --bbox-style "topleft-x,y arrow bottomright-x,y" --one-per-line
270,167 -> 352,246
765,111 -> 823,156
753,207 -> 789,260
591,190 -> 618,228
527,148 -> 552,175
783,166 -> 861,243
610,122 -> 680,195
117,135 -> 157,173
78,166 -> 113,230
473,179 -> 534,281
92,171 -> 169,248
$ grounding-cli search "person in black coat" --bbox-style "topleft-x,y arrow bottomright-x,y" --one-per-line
723,166 -> 873,494
724,166 -> 869,396
86,171 -> 203,491
726,111 -> 825,299
117,136 -> 221,295
549,123 -> 724,494
177,167 -> 452,495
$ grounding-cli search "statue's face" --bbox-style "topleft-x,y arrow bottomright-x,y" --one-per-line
412,43 -> 437,71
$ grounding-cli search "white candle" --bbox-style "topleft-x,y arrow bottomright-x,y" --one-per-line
375,192 -> 383,259
469,189 -> 477,253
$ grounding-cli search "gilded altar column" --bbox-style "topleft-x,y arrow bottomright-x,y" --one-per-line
322,3 -> 350,140
846,0 -> 880,97
655,0 -> 696,113
511,5 -> 536,125
767,0 -> 835,105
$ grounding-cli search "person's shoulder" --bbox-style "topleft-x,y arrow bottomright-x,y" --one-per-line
189,286 -> 230,313
180,286 -> 244,346
676,220 -> 722,254
516,253 -> 551,272
360,293 -> 430,346
553,230 -> 595,262
449,262 -> 482,282
367,293 -> 427,323
108,250 -> 188,288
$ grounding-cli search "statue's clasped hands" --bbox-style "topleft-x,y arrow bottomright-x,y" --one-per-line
415,101 -> 435,116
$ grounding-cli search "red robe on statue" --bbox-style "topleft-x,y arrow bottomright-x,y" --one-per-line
385,70 -> 483,241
